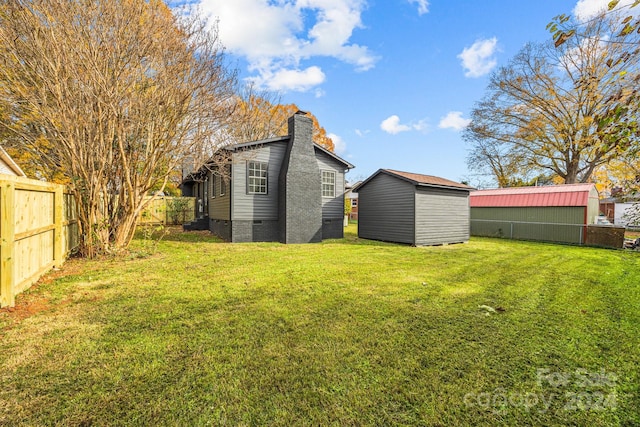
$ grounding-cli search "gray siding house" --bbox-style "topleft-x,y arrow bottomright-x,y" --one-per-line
355,169 -> 472,246
182,113 -> 354,243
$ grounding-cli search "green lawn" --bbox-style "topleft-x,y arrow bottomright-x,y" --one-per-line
1,225 -> 639,426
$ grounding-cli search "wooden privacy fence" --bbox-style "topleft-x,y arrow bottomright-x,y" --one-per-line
0,175 -> 78,307
138,196 -> 195,225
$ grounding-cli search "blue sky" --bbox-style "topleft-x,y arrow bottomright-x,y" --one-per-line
193,0 -> 618,185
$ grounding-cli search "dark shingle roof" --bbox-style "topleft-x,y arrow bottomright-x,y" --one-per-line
353,169 -> 472,192
384,169 -> 473,189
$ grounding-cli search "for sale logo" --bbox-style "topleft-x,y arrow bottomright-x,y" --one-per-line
463,368 -> 618,414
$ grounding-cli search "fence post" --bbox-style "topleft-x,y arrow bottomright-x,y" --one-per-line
53,184 -> 63,268
0,179 -> 16,307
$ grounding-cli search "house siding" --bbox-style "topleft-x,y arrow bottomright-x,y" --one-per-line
316,150 -> 345,220
316,149 -> 347,239
209,167 -> 231,221
231,141 -> 287,221
358,174 -> 415,244
415,187 -> 469,245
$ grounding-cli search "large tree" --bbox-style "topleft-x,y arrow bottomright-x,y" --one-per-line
464,13 -> 640,185
0,0 -> 237,256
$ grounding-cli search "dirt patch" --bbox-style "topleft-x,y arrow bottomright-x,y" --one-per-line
0,259 -> 86,326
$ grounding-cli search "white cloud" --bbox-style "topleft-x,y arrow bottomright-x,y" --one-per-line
573,0 -> 639,21
573,0 -> 607,20
197,0 -> 378,92
328,132 -> 347,154
355,129 -> 370,137
438,111 -> 471,131
380,115 -> 429,134
250,66 -> 326,92
408,0 -> 429,15
412,119 -> 429,132
458,37 -> 499,78
314,88 -> 326,98
380,115 -> 411,134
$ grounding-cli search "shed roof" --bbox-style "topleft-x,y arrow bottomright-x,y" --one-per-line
354,169 -> 472,192
470,184 -> 598,207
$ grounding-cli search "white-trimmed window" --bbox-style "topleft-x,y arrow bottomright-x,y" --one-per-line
248,161 -> 268,194
322,170 -> 336,198
220,176 -> 226,196
210,175 -> 216,198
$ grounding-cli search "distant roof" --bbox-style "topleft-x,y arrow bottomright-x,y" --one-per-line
0,146 -> 26,177
470,184 -> 598,207
354,169 -> 473,192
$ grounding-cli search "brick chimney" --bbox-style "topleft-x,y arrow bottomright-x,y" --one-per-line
278,112 -> 322,243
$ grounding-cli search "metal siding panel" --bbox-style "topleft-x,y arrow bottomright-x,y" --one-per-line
470,207 -> 584,243
231,142 -> 287,221
358,174 -> 415,244
415,188 -> 469,245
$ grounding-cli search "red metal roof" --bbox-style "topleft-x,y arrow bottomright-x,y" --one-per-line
470,184 -> 597,207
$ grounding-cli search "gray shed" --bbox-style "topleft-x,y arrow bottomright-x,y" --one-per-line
354,169 -> 473,246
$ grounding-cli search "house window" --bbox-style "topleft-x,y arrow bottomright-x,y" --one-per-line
210,175 -> 216,198
351,199 -> 357,207
322,170 -> 335,198
220,177 -> 226,196
248,161 -> 268,194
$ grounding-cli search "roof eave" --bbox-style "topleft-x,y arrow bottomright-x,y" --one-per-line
313,143 -> 354,169
416,182 -> 474,191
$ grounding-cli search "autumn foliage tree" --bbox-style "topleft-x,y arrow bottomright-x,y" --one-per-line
549,2 -> 640,223
465,13 -> 640,185
225,89 -> 335,152
0,0 -> 237,256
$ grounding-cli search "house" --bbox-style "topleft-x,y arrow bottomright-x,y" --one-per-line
345,181 -> 361,220
0,146 -> 26,177
181,112 -> 354,243
613,198 -> 640,228
470,184 -> 600,244
354,169 -> 473,246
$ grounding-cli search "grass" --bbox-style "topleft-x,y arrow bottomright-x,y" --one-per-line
1,225 -> 639,426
